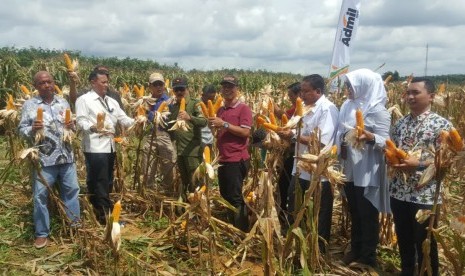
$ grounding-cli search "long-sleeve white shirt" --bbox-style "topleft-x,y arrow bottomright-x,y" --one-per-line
292,95 -> 339,181
76,90 -> 134,153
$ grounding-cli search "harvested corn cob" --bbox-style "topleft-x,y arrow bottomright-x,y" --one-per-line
65,109 -> 71,124
63,53 -> 74,71
355,108 -> 364,138
449,127 -> 463,151
207,100 -> 215,117
281,114 -> 288,125
36,107 -> 43,121
199,102 -> 208,117
295,97 -> 303,116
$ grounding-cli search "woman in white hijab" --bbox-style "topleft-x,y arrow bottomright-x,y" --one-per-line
337,68 -> 391,267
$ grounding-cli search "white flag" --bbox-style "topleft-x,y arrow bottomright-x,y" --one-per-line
329,0 -> 361,86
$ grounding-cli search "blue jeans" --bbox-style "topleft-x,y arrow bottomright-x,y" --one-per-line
33,163 -> 80,238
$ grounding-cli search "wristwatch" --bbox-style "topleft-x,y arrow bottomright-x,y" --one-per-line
223,122 -> 230,129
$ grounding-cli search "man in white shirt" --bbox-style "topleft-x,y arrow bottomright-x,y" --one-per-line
278,74 -> 339,252
76,70 -> 134,224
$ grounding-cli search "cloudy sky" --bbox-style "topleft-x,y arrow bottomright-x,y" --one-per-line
1,0 -> 464,76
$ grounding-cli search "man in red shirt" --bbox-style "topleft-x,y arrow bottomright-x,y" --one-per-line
208,75 -> 252,231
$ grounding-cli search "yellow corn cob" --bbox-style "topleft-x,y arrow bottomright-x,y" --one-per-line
281,114 -> 289,125
385,148 -> 400,165
36,107 -> 43,121
213,95 -> 223,113
269,112 -> 277,125
263,122 -> 280,132
331,145 -> 338,156
438,83 -> 446,94
137,105 -> 146,116
179,98 -> 186,112
54,85 -> 63,95
97,112 -> 105,129
65,108 -> 71,124
112,200 -> 122,222
246,191 -> 255,203
295,97 -> 303,116
63,53 -> 74,71
165,78 -> 171,89
203,146 -> 211,164
134,85 -> 143,98
207,100 -> 215,117
199,185 -> 207,193
122,83 -> 129,95
267,100 -> 273,113
139,86 -> 145,97
384,75 -> 392,85
157,101 -> 167,113
449,127 -> 463,151
199,102 -> 209,117
395,148 -> 408,159
20,85 -> 31,95
385,139 -> 397,150
355,108 -> 364,137
256,116 -> 266,126
6,94 -> 15,110
114,137 -> 124,143
180,220 -> 187,230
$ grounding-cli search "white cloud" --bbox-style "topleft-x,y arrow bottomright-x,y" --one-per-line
1,0 -> 464,76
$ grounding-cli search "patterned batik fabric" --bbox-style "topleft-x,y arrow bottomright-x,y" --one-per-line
389,111 -> 452,205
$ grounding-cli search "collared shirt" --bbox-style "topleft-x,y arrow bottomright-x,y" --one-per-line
76,90 -> 134,153
217,101 -> 253,162
18,95 -> 74,167
292,95 -> 339,180
390,111 -> 452,205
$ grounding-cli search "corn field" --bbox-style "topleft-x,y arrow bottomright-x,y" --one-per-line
1,48 -> 465,275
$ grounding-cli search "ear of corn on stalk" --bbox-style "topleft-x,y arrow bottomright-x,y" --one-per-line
256,115 -> 266,126
213,95 -> 223,113
63,53 -> 74,71
157,101 -> 167,113
207,100 -> 215,117
112,200 -> 122,222
6,94 -> 15,110
97,112 -> 105,130
295,97 -> 303,116
449,127 -> 463,151
65,109 -> 71,124
203,146 -> 211,164
385,148 -> 400,164
281,114 -> 288,125
179,98 -> 186,111
199,102 -> 208,117
20,85 -> 30,95
36,107 -> 43,121
263,122 -> 280,132
269,112 -> 277,125
54,85 -> 63,95
355,108 -> 364,138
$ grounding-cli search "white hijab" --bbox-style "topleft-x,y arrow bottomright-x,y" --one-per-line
339,68 -> 387,128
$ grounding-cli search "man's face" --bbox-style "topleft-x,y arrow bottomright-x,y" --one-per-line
34,73 -> 55,99
406,81 -> 434,114
174,87 -> 188,101
202,92 -> 216,104
287,90 -> 299,105
92,74 -> 109,95
149,81 -> 165,98
220,83 -> 237,101
300,81 -> 320,105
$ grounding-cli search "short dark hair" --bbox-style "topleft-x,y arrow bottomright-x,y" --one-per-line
302,74 -> 325,94
411,77 -> 435,94
202,84 -> 217,95
88,70 -> 109,81
287,82 -> 301,95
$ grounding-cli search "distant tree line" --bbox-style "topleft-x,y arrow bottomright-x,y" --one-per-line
382,70 -> 465,86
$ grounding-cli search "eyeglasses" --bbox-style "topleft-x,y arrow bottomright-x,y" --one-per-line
174,87 -> 186,92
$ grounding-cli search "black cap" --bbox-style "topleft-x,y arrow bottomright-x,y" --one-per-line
172,77 -> 188,89
220,75 -> 238,86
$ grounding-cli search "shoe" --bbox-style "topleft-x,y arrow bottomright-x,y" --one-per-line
342,250 -> 359,265
34,237 -> 49,249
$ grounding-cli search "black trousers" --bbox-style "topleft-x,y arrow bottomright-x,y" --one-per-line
344,182 -> 379,266
287,177 -> 334,252
278,155 -> 294,214
218,159 -> 250,232
84,152 -> 116,223
391,197 -> 439,276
